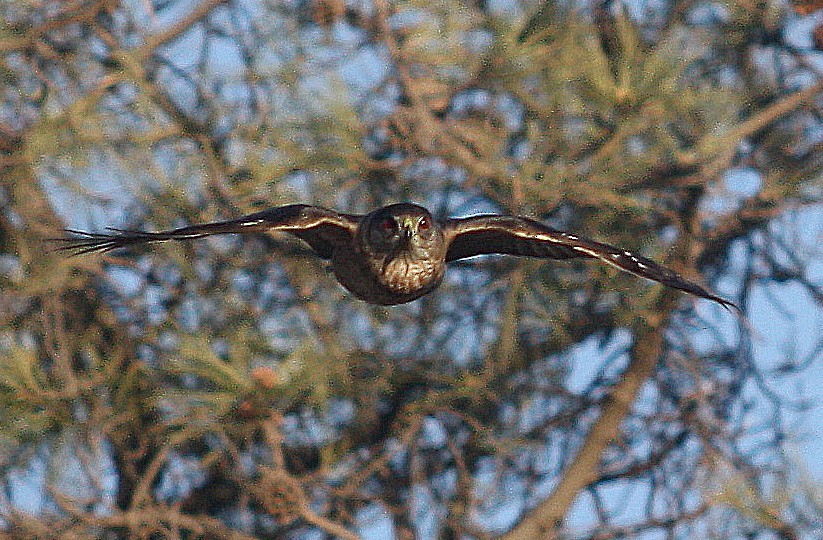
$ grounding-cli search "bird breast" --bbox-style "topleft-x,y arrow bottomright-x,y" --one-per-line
379,254 -> 442,295
331,249 -> 444,305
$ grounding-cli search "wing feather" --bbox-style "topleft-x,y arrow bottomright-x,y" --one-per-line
56,205 -> 359,259
443,215 -> 737,310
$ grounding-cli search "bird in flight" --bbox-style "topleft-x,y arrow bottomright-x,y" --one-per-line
58,203 -> 736,310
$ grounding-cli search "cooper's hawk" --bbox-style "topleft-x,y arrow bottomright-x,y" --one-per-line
58,203 -> 736,309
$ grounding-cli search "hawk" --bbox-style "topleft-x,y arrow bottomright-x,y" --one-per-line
58,203 -> 736,310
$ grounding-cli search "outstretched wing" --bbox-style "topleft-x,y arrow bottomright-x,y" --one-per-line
443,214 -> 737,310
57,205 -> 360,259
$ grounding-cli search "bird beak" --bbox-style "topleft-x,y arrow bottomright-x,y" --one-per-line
400,217 -> 417,240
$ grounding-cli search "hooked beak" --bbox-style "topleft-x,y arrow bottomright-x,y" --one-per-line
400,217 -> 416,242
386,217 -> 416,257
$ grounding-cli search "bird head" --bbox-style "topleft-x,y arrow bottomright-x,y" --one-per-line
363,203 -> 440,257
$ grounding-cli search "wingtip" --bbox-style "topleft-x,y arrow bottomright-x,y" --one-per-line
708,294 -> 742,315
48,229 -> 121,256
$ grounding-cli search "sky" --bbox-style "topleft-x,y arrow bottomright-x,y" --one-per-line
14,0 -> 823,538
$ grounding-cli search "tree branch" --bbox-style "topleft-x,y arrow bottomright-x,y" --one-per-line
502,297 -> 678,539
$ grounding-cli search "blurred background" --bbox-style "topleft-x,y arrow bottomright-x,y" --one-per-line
1,0 -> 821,538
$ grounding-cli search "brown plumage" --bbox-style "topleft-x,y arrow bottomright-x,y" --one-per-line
56,203 -> 737,310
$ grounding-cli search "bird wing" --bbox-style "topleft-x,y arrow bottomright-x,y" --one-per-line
443,214 -> 737,310
57,204 -> 360,259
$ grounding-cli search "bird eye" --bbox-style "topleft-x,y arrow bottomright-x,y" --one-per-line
381,218 -> 396,233
418,216 -> 430,230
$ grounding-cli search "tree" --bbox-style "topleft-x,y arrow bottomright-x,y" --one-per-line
1,0 -> 821,538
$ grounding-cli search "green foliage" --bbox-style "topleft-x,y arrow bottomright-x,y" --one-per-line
0,345 -> 55,445
0,0 -> 820,538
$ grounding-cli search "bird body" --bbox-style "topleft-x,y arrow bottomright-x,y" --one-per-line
331,246 -> 445,305
340,203 -> 447,304
58,203 -> 736,310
